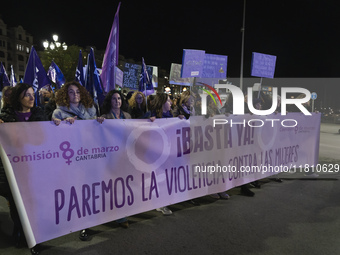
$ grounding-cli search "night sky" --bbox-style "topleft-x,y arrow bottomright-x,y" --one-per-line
1,0 -> 340,108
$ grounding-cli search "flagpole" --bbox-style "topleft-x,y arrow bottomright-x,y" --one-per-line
240,0 -> 246,92
145,82 -> 147,113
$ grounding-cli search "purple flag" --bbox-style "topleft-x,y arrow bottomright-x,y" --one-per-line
75,50 -> 85,85
101,2 -> 121,93
138,57 -> 154,96
85,48 -> 105,106
47,60 -> 65,88
0,62 -> 10,90
23,46 -> 51,94
10,65 -> 17,87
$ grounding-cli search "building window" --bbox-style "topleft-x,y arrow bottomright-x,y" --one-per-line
19,65 -> 24,71
18,55 -> 24,61
26,47 -> 30,53
0,51 -> 5,58
19,34 -> 22,40
16,44 -> 23,51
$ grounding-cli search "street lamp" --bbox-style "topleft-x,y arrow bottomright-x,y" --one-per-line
42,34 -> 67,51
62,42 -> 67,50
52,34 -> 58,42
43,40 -> 49,49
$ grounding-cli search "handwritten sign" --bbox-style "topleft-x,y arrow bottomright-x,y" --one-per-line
181,49 -> 205,78
123,63 -> 153,89
202,54 -> 228,78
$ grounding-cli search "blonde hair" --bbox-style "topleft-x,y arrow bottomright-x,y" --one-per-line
128,91 -> 146,109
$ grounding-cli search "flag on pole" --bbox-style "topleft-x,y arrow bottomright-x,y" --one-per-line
75,50 -> 85,85
0,62 -> 10,90
138,57 -> 154,96
10,65 -> 17,87
85,48 -> 105,106
23,46 -> 50,94
100,2 -> 121,93
47,60 -> 65,88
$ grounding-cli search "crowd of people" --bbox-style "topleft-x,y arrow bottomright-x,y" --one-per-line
0,81 -> 313,254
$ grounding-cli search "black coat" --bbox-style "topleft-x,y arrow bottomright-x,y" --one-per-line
173,105 -> 190,119
0,106 -> 47,122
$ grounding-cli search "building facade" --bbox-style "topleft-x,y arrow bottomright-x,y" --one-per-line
0,18 -> 33,81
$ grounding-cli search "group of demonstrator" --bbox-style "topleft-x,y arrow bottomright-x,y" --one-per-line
0,81 -> 314,254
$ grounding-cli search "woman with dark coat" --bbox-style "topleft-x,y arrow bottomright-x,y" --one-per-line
128,91 -> 147,119
0,83 -> 46,254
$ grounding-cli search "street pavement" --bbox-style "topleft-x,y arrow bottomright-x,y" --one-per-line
1,123 -> 339,255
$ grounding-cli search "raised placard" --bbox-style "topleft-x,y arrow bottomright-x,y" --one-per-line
251,52 -> 276,78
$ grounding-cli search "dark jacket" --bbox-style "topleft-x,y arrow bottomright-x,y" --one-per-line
0,106 -> 47,122
128,106 -> 146,119
173,105 -> 190,120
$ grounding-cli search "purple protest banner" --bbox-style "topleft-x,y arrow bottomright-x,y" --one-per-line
251,52 -> 277,78
181,49 -> 205,78
202,53 -> 228,78
0,114 -> 321,247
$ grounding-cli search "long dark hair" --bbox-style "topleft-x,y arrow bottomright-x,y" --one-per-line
101,90 -> 125,114
10,83 -> 34,111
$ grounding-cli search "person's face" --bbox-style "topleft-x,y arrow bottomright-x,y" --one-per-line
163,96 -> 172,112
135,93 -> 143,105
20,87 -> 35,111
111,93 -> 122,110
68,85 -> 81,105
41,89 -> 52,98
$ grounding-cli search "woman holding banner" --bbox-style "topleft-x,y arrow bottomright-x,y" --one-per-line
52,81 -> 96,125
99,90 -> 131,120
149,93 -> 175,215
203,94 -> 231,200
173,90 -> 194,119
0,83 -> 46,254
52,81 -> 100,241
97,90 -> 131,227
